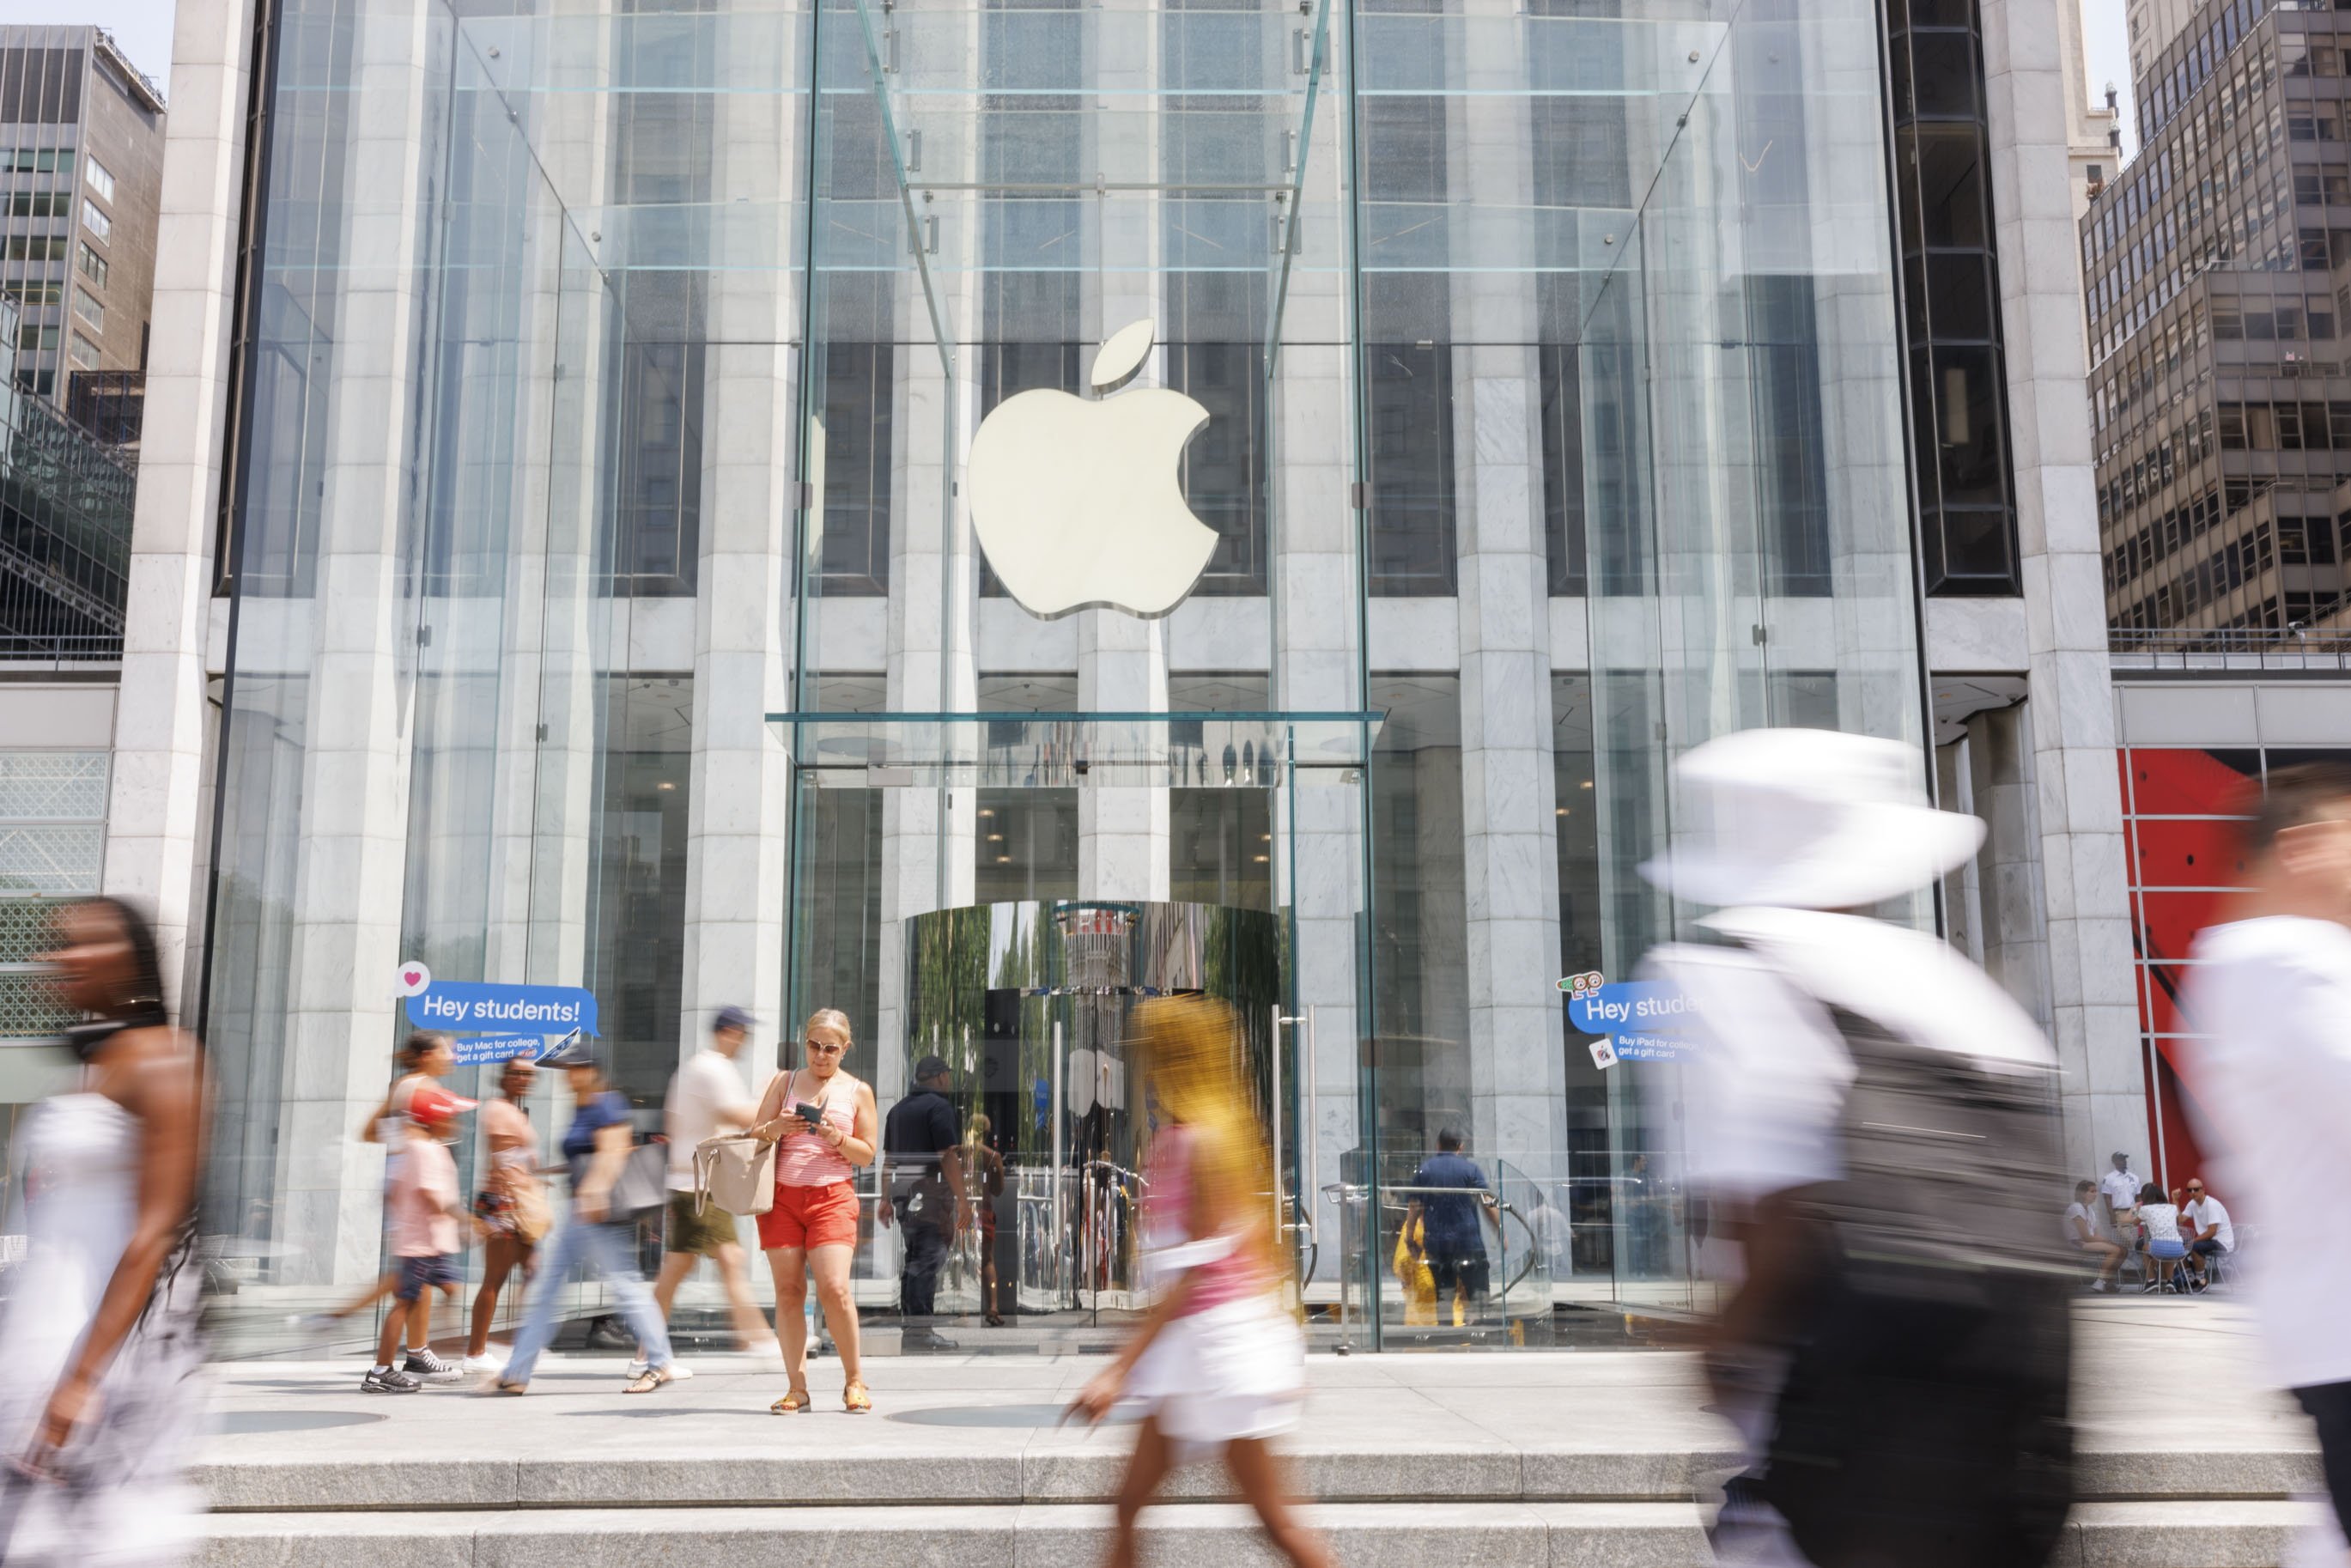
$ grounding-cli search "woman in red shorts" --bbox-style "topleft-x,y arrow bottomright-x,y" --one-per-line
750,1008 -> 879,1413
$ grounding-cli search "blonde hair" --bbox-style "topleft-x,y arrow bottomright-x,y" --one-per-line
805,1008 -> 853,1042
1132,995 -> 1287,1284
963,1110 -> 992,1153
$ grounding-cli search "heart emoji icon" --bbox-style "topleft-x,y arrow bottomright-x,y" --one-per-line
403,970 -> 420,987
395,962 -> 433,998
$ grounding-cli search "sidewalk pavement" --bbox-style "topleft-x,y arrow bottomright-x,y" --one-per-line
192,1298 -> 2336,1567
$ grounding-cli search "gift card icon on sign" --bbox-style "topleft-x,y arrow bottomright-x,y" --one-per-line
1588,1036 -> 1619,1071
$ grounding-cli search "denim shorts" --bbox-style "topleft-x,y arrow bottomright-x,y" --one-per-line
395,1252 -> 462,1301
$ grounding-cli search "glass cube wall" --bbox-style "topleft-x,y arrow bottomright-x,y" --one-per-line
199,0 -> 1926,1352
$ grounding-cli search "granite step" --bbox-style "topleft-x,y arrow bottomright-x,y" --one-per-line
196,1499 -> 2329,1568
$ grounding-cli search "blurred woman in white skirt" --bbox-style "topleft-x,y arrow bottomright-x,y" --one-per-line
1064,997 -> 1330,1568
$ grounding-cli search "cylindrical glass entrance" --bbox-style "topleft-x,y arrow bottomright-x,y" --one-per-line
896,900 -> 1281,1335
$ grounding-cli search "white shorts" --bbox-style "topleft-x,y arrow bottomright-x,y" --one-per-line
1124,1294 -> 1306,1446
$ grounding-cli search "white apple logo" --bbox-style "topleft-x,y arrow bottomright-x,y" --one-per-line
965,319 -> 1218,617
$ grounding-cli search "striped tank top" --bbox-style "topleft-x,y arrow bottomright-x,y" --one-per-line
774,1069 -> 857,1188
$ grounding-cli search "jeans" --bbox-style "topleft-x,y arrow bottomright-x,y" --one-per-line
501,1212 -> 671,1385
900,1219 -> 947,1320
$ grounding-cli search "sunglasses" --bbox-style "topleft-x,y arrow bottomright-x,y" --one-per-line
804,1039 -> 847,1054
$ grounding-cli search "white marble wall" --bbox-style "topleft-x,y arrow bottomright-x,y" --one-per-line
273,0 -> 442,1285
679,39 -> 805,1071
102,0 -> 254,1011
1982,0 -> 2143,1180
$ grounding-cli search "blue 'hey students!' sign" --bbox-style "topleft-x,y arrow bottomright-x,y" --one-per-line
1561,977 -> 1695,1066
404,980 -> 597,1036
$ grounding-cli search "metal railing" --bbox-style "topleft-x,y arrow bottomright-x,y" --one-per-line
2111,609 -> 2351,671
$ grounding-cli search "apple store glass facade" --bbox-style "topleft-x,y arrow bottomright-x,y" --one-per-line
199,0 -> 1925,1353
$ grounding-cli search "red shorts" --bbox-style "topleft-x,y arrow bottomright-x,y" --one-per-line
757,1179 -> 859,1252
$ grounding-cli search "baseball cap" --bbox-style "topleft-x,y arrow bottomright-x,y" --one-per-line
542,1030 -> 599,1071
914,1055 -> 951,1081
714,1005 -> 757,1036
409,1085 -> 478,1128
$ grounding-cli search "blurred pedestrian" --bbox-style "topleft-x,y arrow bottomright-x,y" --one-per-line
463,1055 -> 546,1372
365,1085 -> 474,1390
879,1054 -> 960,1351
289,1031 -> 454,1352
1649,727 -> 2072,1568
2186,762 -> 2351,1560
2,896 -> 205,1563
1064,996 -> 1330,1568
753,1009 -> 878,1413
638,1006 -> 781,1377
489,1034 -> 676,1395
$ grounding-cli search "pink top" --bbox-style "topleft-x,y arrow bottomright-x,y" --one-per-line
1141,1124 -> 1262,1315
774,1069 -> 857,1188
389,1134 -> 460,1257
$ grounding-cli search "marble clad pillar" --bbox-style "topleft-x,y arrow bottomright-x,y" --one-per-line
273,0 -> 440,1285
679,9 -> 803,1071
102,0 -> 255,1009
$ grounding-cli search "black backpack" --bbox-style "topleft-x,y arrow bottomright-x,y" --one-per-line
1760,1002 -> 2075,1568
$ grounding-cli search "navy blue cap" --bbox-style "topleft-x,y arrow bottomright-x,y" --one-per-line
542,1029 -> 598,1071
714,1005 -> 756,1036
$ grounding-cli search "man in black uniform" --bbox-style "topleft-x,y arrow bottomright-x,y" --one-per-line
879,1055 -> 960,1351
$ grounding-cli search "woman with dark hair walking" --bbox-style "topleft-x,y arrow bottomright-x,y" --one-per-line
0,896 -> 208,1563
463,1055 -> 546,1373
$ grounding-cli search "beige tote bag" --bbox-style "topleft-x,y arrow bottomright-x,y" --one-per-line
694,1133 -> 776,1218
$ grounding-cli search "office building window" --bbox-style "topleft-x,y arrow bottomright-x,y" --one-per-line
80,199 -> 108,244
83,155 -> 112,203
76,243 -> 104,288
15,324 -> 57,352
66,332 -> 96,370
70,286 -> 100,332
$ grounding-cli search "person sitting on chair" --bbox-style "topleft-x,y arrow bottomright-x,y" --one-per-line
2135,1182 -> 2190,1293
2182,1178 -> 2234,1290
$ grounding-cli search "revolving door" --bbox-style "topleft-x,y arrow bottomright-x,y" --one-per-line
899,900 -> 1282,1327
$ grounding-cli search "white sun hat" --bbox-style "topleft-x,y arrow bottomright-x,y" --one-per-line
1638,726 -> 1984,910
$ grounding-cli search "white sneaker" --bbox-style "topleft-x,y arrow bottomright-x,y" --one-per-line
626,1358 -> 691,1380
460,1352 -> 505,1376
744,1336 -> 784,1367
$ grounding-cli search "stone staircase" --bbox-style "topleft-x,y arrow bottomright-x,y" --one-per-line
194,1309 -> 2332,1567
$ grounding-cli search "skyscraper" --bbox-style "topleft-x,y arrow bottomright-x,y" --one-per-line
2083,0 -> 2351,635
0,27 -> 164,435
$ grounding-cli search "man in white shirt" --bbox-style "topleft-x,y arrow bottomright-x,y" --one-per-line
637,1006 -> 781,1373
2181,1178 -> 2233,1289
2099,1152 -> 2141,1236
2186,762 -> 2351,1557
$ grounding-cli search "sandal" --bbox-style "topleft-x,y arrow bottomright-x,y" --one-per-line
843,1378 -> 872,1414
623,1366 -> 674,1395
485,1380 -> 527,1396
770,1383 -> 813,1414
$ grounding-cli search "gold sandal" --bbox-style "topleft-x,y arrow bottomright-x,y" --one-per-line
623,1366 -> 674,1395
843,1378 -> 872,1414
770,1383 -> 813,1414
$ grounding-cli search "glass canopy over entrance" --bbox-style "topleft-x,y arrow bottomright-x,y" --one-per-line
195,0 -> 1930,1358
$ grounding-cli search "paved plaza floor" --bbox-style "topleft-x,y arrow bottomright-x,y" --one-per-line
191,1298 -> 2338,1565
